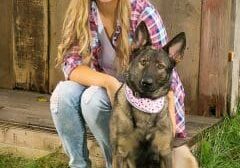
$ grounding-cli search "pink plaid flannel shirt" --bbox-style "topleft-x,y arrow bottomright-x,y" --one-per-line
62,0 -> 186,138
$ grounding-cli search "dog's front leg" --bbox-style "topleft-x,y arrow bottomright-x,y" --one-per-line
113,134 -> 138,168
112,155 -> 128,168
152,130 -> 173,168
110,109 -> 137,167
160,151 -> 172,168
112,146 -> 136,168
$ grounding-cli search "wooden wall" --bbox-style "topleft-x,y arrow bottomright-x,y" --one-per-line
12,0 -> 49,93
152,0 -> 201,115
199,0 -> 233,117
49,0 -> 68,93
47,0 -> 202,114
0,0 -> 13,89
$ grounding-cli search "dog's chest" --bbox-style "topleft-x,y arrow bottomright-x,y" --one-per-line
131,102 -> 168,130
115,84 -> 169,130
125,85 -> 165,113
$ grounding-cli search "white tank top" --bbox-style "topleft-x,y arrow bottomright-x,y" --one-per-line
97,8 -> 118,78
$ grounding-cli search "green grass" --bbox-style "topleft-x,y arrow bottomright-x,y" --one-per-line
196,108 -> 240,168
0,152 -> 68,168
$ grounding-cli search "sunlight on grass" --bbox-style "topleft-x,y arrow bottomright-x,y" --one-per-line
0,152 -> 68,168
196,106 -> 240,168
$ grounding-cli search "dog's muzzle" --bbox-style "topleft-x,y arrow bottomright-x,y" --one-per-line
140,77 -> 155,92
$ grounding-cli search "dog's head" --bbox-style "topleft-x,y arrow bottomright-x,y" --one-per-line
125,22 -> 186,99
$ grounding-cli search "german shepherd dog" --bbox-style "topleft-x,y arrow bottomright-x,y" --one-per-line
110,22 -> 190,168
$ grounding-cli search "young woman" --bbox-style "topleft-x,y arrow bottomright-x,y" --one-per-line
50,0 -> 186,167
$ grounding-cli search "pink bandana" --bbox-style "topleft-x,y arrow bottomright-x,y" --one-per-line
125,85 -> 165,113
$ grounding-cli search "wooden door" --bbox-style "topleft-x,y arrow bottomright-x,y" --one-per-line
199,0 -> 233,117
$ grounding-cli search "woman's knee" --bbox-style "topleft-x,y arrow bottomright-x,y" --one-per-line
81,86 -> 111,119
81,86 -> 110,107
50,80 -> 85,113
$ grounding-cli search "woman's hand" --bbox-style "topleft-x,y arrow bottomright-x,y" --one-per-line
168,90 -> 176,137
104,75 -> 122,106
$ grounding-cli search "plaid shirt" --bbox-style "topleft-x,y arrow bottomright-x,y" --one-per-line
62,0 -> 186,138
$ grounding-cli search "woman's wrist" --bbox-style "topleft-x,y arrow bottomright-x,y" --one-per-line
102,74 -> 121,105
102,74 -> 114,88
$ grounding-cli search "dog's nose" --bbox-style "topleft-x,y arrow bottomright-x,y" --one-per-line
141,78 -> 153,87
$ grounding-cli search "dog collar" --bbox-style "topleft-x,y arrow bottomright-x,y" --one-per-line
125,85 -> 165,113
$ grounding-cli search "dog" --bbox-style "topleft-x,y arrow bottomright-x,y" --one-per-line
110,22 -> 198,168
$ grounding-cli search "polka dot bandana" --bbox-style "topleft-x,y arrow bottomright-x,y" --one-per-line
125,85 -> 165,113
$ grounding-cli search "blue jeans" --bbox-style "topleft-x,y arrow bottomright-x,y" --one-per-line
50,80 -> 112,168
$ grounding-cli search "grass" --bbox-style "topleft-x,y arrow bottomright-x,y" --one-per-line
0,109 -> 240,168
0,152 -> 68,168
195,107 -> 240,168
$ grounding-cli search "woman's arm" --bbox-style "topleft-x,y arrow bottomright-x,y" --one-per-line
69,65 -> 121,105
168,90 -> 176,137
62,45 -> 121,105
70,65 -> 110,88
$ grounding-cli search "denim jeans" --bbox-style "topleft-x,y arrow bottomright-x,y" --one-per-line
50,80 -> 112,168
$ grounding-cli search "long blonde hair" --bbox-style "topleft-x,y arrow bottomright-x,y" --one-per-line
55,0 -> 131,72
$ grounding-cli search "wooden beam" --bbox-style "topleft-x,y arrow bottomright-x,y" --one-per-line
12,0 -> 49,93
0,0 -> 14,89
0,89 -> 52,128
227,0 -> 240,117
48,0 -> 68,93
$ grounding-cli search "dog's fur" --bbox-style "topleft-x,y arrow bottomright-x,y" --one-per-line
110,22 -> 197,168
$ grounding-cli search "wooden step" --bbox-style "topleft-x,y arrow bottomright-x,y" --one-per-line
0,88 -> 222,167
0,120 -> 105,167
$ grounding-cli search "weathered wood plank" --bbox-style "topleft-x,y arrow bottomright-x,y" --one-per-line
228,54 -> 239,116
0,89 -> 52,127
199,0 -> 232,117
0,0 -> 14,89
227,0 -> 240,116
151,0 -> 201,115
12,0 -> 49,93
235,1 -> 240,100
0,89 -> 222,139
49,0 -> 69,93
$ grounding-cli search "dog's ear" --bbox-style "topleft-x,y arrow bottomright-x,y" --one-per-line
163,32 -> 186,62
169,57 -> 176,70
132,22 -> 151,49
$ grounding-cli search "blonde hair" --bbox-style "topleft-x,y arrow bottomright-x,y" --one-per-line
55,0 -> 91,68
115,0 -> 131,72
55,0 -> 131,72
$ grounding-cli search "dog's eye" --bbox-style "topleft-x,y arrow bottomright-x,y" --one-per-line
140,59 -> 147,66
157,63 -> 165,69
